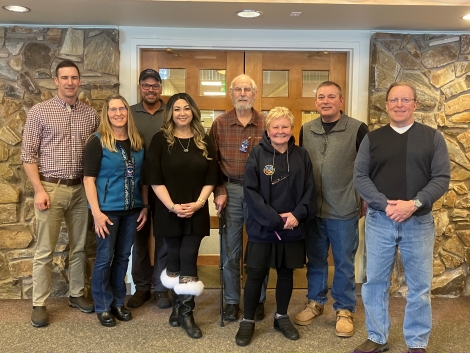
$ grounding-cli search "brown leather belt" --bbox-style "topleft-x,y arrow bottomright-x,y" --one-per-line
39,175 -> 82,186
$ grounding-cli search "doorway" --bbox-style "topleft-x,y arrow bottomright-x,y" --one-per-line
140,48 -> 347,288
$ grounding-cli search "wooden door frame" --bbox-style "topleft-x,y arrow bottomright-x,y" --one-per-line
122,32 -> 369,288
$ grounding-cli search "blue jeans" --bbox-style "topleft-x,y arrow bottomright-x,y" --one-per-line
362,208 -> 434,349
92,211 -> 139,313
305,216 -> 358,312
222,182 -> 267,305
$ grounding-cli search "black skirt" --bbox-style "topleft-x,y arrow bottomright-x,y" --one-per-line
244,240 -> 305,269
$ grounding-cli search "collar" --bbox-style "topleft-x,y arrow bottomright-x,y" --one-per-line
311,111 -> 348,134
228,108 -> 263,127
134,99 -> 166,114
54,95 -> 79,110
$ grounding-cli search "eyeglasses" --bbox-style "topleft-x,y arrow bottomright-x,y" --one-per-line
231,87 -> 253,94
108,106 -> 128,113
141,83 -> 161,90
271,174 -> 290,185
387,97 -> 415,104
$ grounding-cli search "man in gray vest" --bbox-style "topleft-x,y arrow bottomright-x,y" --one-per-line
295,81 -> 368,337
127,69 -> 170,309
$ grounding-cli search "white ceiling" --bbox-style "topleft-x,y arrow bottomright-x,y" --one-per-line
1,0 -> 470,32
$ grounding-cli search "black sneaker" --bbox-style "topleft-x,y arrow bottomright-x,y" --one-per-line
274,315 -> 299,340
154,291 -> 172,309
235,320 -> 255,346
223,303 -> 239,321
31,306 -> 49,327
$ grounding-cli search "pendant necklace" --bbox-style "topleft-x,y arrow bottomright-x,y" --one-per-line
176,137 -> 191,152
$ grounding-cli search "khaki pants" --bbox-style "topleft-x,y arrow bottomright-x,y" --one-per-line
32,181 -> 89,306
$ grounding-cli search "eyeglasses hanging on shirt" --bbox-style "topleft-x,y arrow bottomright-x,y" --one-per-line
271,148 -> 290,185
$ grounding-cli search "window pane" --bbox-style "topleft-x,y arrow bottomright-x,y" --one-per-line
199,69 -> 226,97
263,70 -> 288,97
159,68 -> 185,95
303,71 -> 329,97
302,110 -> 321,125
201,110 -> 225,132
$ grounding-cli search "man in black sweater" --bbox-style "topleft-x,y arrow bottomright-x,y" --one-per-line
353,82 -> 450,353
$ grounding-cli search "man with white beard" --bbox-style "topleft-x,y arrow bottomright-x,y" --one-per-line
209,74 -> 267,322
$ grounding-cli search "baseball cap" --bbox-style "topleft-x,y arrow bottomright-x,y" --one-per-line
139,68 -> 162,82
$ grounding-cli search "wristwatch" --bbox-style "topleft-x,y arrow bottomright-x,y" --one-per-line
413,199 -> 423,208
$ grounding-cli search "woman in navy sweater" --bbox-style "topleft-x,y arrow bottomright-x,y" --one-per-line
235,107 -> 316,346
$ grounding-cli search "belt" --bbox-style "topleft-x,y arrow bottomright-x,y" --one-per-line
39,175 -> 82,186
223,175 -> 244,185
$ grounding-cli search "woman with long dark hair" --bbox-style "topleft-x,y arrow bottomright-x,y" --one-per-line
144,93 -> 218,339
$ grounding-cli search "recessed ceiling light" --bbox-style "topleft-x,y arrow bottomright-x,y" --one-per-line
2,5 -> 31,13
290,12 -> 302,17
237,10 -> 262,18
463,14 -> 470,20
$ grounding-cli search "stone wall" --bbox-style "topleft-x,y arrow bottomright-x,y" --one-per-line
370,33 -> 470,297
0,26 -> 119,299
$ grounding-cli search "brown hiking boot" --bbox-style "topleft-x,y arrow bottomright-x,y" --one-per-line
335,309 -> 354,337
294,300 -> 324,326
31,306 -> 49,327
68,295 -> 94,313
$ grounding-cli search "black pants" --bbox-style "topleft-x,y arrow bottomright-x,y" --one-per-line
165,235 -> 203,278
131,190 -> 168,291
243,266 -> 293,320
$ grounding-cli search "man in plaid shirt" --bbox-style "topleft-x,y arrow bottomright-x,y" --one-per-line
209,74 -> 267,322
21,60 -> 100,328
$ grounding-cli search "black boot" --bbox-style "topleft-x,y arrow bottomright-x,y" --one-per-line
179,294 -> 202,339
169,289 -> 180,327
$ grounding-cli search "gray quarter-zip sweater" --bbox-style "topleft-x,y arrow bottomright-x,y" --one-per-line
301,113 -> 365,219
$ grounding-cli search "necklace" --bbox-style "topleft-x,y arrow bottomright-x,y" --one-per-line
176,137 -> 191,152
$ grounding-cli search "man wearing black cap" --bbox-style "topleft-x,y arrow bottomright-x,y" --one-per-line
127,68 -> 171,309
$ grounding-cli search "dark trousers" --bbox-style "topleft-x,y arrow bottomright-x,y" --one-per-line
244,266 -> 293,320
131,190 -> 168,292
165,235 -> 204,278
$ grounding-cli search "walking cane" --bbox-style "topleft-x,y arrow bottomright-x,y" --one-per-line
219,209 -> 225,327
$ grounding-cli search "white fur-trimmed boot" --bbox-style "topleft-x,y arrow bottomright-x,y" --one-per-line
174,278 -> 204,339
161,269 -> 180,327
160,269 -> 180,290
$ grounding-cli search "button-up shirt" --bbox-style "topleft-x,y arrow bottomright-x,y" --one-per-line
209,108 -> 266,180
21,95 -> 100,179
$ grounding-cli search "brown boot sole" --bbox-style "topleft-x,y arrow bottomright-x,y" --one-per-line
294,317 -> 316,326
335,329 -> 354,338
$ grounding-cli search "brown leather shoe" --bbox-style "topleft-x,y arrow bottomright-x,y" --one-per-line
335,309 -> 354,337
294,300 -> 323,325
31,306 -> 49,327
354,339 -> 389,353
408,348 -> 427,353
68,295 -> 94,313
127,290 -> 151,308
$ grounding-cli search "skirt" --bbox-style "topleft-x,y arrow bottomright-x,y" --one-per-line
244,240 -> 305,269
